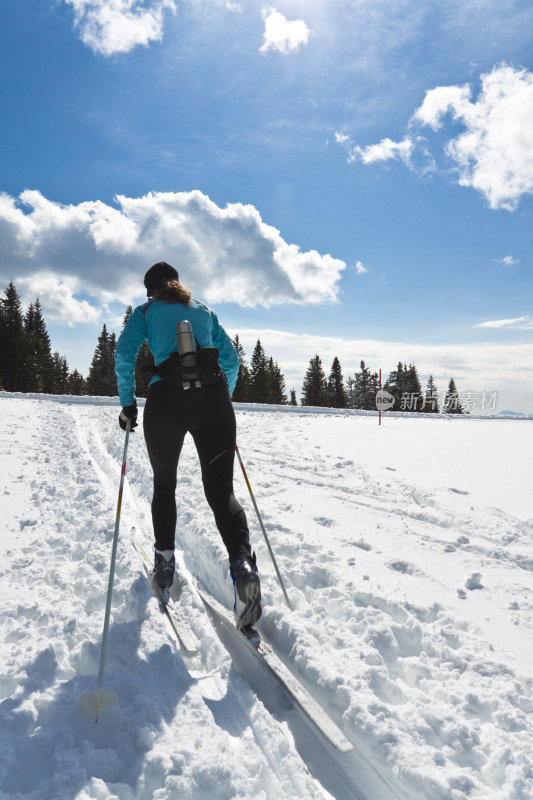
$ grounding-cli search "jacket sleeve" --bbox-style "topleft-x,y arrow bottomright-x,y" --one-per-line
211,313 -> 240,397
115,307 -> 148,406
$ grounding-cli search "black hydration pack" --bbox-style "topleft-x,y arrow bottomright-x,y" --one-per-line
151,320 -> 224,391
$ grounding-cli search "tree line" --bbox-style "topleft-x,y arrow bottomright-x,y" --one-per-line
0,282 -> 84,394
297,354 -> 464,414
0,282 -> 464,413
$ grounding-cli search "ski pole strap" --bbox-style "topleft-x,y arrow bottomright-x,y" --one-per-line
235,444 -> 293,611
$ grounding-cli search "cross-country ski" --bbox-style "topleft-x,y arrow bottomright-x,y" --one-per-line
131,530 -> 199,654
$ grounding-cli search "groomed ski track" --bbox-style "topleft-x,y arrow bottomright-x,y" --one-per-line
1,393 -> 532,800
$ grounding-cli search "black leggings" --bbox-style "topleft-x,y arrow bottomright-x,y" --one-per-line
143,379 -> 251,562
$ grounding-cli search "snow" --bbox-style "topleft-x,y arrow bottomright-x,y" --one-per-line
1,392 -> 532,800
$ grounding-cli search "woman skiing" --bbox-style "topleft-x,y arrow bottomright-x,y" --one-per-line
115,262 -> 261,629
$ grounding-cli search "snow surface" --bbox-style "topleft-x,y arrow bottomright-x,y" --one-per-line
1,393 -> 532,800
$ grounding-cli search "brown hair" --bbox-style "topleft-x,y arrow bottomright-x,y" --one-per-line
152,279 -> 192,306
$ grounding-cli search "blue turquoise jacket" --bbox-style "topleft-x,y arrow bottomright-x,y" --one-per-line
115,298 -> 240,406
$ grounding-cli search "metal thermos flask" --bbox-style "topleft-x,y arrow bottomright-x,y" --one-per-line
176,320 -> 200,386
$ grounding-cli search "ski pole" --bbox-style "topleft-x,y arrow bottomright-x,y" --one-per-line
79,419 -> 131,721
235,443 -> 293,610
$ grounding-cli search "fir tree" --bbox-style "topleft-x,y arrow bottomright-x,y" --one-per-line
443,378 -> 464,414
123,305 -> 133,326
268,358 -> 288,405
249,339 -> 271,403
345,375 -> 356,408
135,341 -> 155,397
0,282 -> 31,392
353,360 -> 378,410
232,334 -> 250,402
385,362 -> 410,412
289,389 -> 298,406
24,299 -> 55,393
87,324 -> 117,396
105,333 -> 118,395
404,364 -> 423,411
424,376 -> 440,413
328,357 -> 347,408
301,355 -> 329,407
68,369 -> 87,395
52,352 -> 70,394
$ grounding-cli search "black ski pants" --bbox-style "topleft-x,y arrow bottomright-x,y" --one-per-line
143,378 -> 251,562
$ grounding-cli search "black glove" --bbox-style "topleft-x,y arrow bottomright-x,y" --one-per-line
119,402 -> 138,431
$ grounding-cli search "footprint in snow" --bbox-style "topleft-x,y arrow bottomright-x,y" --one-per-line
314,516 -> 334,527
465,573 -> 484,591
449,487 -> 469,495
387,560 -> 420,576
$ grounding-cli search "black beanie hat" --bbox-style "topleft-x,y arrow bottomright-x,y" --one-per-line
144,262 -> 179,297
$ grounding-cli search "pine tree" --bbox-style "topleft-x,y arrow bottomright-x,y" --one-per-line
289,389 -> 298,406
0,282 -> 31,391
68,369 -> 87,395
327,357 -> 347,408
385,362 -> 410,412
105,333 -> 118,395
135,341 -> 155,398
123,305 -> 133,326
405,364 -> 423,411
87,324 -> 117,396
443,378 -> 464,414
345,375 -> 356,408
52,352 -> 70,394
353,360 -> 378,410
249,339 -> 271,403
24,299 -> 55,393
301,355 -> 329,407
268,358 -> 288,405
424,376 -> 440,413
232,334 -> 251,402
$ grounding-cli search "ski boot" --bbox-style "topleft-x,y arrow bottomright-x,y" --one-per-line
151,548 -> 175,602
230,552 -> 262,635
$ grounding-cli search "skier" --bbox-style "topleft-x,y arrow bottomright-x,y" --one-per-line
115,262 -> 261,629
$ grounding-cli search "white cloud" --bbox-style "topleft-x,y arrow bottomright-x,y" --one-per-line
476,316 -> 533,330
334,132 -> 350,145
16,274 -> 101,327
339,64 -> 533,211
500,255 -> 520,267
347,136 -> 414,166
64,0 -> 176,56
412,64 -> 533,210
0,189 -> 346,320
354,261 -> 367,274
260,8 -> 312,54
412,84 -> 471,130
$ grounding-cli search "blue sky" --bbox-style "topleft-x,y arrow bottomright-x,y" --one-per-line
1,0 -> 533,411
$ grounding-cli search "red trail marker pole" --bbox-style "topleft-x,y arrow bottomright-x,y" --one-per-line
379,368 -> 382,426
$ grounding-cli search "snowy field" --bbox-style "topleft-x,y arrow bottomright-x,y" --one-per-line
1,392 -> 532,800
